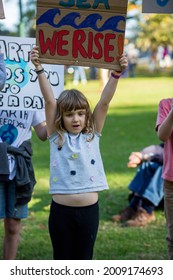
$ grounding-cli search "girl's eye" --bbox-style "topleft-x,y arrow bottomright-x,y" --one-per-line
79,111 -> 85,116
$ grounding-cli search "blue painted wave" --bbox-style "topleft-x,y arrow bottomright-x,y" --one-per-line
37,8 -> 125,33
156,0 -> 170,7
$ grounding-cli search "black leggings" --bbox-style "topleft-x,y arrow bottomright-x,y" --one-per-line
48,200 -> 99,260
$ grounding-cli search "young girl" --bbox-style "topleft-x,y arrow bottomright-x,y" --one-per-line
31,46 -> 128,260
156,98 -> 173,259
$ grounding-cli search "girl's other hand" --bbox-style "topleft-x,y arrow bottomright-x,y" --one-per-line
30,46 -> 41,68
119,54 -> 128,71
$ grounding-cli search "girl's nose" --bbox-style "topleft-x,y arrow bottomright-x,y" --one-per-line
73,114 -> 78,122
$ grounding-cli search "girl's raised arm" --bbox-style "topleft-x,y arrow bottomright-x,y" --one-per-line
93,55 -> 128,134
30,46 -> 57,136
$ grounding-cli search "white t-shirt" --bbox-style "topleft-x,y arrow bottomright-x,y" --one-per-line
49,132 -> 109,194
0,110 -> 45,179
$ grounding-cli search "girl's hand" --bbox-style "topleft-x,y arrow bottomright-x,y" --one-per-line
112,54 -> 128,76
119,54 -> 128,71
30,46 -> 42,69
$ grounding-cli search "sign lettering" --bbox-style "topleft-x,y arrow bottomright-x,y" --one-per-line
0,36 -> 64,111
36,0 -> 128,70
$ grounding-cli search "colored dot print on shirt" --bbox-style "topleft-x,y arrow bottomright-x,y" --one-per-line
71,154 -> 78,159
70,170 -> 76,175
53,177 -> 58,182
91,159 -> 95,165
90,176 -> 95,182
86,143 -> 91,149
52,160 -> 58,167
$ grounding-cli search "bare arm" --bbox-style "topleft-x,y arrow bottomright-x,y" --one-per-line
34,122 -> 47,141
93,56 -> 128,134
30,46 -> 57,136
157,108 -> 173,142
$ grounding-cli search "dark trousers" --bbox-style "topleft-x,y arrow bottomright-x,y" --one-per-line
128,162 -> 163,207
164,180 -> 173,259
48,199 -> 99,260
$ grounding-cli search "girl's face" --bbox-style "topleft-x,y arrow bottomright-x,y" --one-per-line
62,109 -> 86,134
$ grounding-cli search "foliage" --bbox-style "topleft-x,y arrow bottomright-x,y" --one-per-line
3,0 -> 173,52
136,14 -> 173,51
22,0 -> 36,37
2,0 -> 36,36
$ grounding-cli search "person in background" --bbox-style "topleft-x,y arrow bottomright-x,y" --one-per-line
0,109 -> 47,260
89,67 -> 97,80
73,66 -> 87,85
127,43 -> 139,78
0,8 -> 47,260
0,51 -> 6,90
0,52 -> 47,259
112,143 -> 164,227
156,98 -> 173,259
31,45 -> 128,260
99,68 -> 109,90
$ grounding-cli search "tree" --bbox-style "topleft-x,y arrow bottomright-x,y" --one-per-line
3,0 -> 36,36
22,0 -> 36,36
125,0 -> 142,42
136,14 -> 173,51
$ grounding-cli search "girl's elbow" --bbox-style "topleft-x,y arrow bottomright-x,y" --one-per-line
157,132 -> 167,142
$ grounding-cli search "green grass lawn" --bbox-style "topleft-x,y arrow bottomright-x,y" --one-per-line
0,75 -> 172,259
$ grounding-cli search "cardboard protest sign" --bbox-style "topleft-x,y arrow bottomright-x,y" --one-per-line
36,0 -> 128,71
142,0 -> 173,13
0,0 -> 5,19
0,36 -> 64,111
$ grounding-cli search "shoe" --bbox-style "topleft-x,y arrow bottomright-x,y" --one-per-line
126,207 -> 155,227
112,206 -> 136,222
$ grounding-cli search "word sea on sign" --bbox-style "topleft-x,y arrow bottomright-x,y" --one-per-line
36,0 -> 128,71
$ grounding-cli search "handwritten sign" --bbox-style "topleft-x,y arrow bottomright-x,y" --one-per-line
0,0 -> 5,19
0,36 -> 64,111
36,0 -> 128,71
142,0 -> 173,13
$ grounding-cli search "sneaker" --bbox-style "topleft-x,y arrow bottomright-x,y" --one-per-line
126,207 -> 155,227
112,206 -> 136,222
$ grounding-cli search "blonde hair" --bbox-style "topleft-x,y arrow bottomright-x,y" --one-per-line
55,89 -> 95,148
